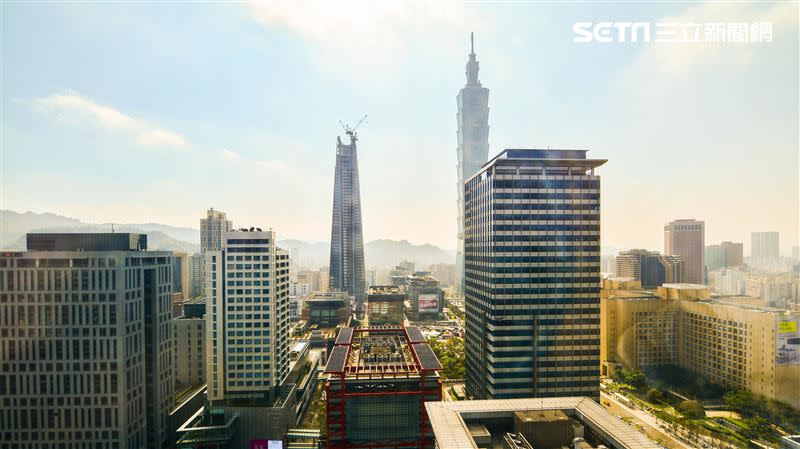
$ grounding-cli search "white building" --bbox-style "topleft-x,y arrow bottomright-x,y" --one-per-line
205,229 -> 290,405
174,316 -> 206,388
199,208 -> 233,298
290,279 -> 311,297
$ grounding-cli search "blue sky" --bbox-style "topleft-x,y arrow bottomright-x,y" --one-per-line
2,1 -> 797,253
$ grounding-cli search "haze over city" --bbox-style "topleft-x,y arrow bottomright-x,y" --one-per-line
2,1 -> 798,253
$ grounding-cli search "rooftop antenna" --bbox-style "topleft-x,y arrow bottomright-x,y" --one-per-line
470,31 -> 474,55
339,114 -> 368,142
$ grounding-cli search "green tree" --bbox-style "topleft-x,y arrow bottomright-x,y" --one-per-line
428,336 -> 465,380
678,400 -> 706,419
647,387 -> 664,403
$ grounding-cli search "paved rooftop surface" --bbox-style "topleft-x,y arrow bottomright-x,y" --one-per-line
425,397 -> 661,449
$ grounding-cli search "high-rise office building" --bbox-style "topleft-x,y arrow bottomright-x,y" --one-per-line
201,208 -> 233,253
173,251 -> 190,300
174,314 -> 205,388
199,208 -> 233,299
616,249 -> 684,288
189,252 -> 203,297
722,241 -> 744,267
752,231 -> 780,266
706,241 -> 744,271
0,233 -> 174,448
464,149 -> 606,400
664,219 -> 705,284
705,244 -> 726,271
455,32 -> 490,295
329,131 -> 366,312
205,229 -> 290,405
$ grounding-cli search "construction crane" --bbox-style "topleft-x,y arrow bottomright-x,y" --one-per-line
339,114 -> 368,141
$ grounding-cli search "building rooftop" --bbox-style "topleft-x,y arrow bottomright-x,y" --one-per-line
367,285 -> 405,297
303,291 -> 349,303
469,148 -> 607,182
26,232 -> 148,252
425,397 -> 661,449
661,283 -> 708,290
324,326 -> 442,378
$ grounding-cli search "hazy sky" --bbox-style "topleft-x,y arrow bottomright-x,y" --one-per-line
2,1 -> 797,253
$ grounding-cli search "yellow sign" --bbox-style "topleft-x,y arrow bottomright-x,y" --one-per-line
778,321 -> 798,333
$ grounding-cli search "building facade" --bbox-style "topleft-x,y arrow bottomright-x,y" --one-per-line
174,316 -> 206,389
464,149 -> 606,400
600,283 -> 800,409
752,231 -> 780,266
189,253 -> 203,298
199,209 -> 233,300
366,285 -> 407,325
455,32 -> 490,295
405,276 -> 444,317
722,241 -> 744,267
615,249 -> 684,288
0,233 -> 174,449
173,251 -> 190,301
664,219 -> 705,284
205,229 -> 290,405
324,326 -> 442,449
328,132 -> 366,312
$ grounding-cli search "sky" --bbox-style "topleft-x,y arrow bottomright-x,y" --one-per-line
1,1 -> 798,254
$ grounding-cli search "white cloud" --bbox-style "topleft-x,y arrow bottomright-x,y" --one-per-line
36,91 -> 188,149
246,0 -> 476,72
218,148 -> 241,160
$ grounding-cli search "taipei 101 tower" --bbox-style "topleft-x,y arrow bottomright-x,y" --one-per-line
456,33 -> 490,294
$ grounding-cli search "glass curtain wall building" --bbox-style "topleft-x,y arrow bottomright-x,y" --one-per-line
464,149 -> 606,401
328,133 -> 367,313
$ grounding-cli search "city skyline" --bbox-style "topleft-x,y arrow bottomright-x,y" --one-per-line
2,2 -> 798,253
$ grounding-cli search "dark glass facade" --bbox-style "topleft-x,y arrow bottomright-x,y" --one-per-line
464,149 -> 605,401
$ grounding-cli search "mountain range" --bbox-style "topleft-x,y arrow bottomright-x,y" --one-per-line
1,210 -> 455,269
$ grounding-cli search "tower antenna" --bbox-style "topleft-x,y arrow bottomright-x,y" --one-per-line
471,32 -> 474,54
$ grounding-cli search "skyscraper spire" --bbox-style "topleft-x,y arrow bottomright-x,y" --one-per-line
471,31 -> 475,55
466,32 -> 480,86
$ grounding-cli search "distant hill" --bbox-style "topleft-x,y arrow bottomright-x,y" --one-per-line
278,238 -> 455,269
1,210 -> 199,253
1,210 -> 454,267
365,239 -> 454,268
277,239 -> 330,268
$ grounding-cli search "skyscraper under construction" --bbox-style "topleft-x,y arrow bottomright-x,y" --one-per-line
329,127 -> 367,312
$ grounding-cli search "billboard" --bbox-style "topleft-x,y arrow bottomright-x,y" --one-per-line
776,317 -> 800,366
418,294 -> 439,313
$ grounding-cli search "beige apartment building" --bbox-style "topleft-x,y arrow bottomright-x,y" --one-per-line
601,280 -> 800,408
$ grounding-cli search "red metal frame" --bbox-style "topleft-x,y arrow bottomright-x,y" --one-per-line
324,326 -> 442,449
